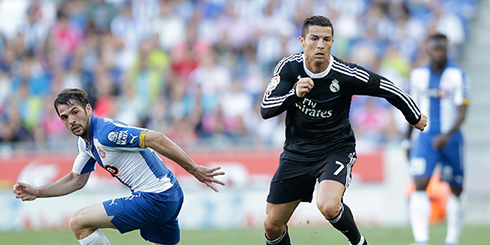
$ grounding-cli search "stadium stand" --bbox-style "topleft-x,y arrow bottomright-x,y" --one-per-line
0,0 -> 478,154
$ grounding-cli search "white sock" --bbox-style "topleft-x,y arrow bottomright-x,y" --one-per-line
78,230 -> 111,245
409,191 -> 430,243
445,194 -> 463,245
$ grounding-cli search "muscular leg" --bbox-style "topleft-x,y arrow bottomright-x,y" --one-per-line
264,199 -> 301,244
70,203 -> 115,244
317,180 -> 365,245
317,180 -> 344,219
410,177 -> 431,244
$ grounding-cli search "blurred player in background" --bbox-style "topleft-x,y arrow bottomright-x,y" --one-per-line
13,88 -> 225,245
260,15 -> 427,245
404,33 -> 470,245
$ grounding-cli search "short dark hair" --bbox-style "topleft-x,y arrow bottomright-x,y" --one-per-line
428,33 -> 448,43
54,88 -> 90,116
427,33 -> 448,50
301,15 -> 334,38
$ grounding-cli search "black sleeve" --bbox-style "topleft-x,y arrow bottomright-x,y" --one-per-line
350,66 -> 422,125
260,60 -> 300,119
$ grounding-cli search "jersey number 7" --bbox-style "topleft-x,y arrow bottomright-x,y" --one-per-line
334,161 -> 345,176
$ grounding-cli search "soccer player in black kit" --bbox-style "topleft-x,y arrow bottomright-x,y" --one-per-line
260,15 -> 427,245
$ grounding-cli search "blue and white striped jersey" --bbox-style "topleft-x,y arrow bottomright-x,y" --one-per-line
72,115 -> 176,193
409,62 -> 470,134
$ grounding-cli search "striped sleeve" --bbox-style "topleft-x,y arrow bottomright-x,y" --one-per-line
455,69 -> 470,106
98,120 -> 148,149
348,64 -> 422,125
260,54 -> 302,119
72,138 -> 96,175
379,78 -> 422,124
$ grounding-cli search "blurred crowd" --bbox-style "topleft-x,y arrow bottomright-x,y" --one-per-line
0,0 -> 477,153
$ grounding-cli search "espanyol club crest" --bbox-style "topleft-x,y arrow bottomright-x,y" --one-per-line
330,79 -> 340,92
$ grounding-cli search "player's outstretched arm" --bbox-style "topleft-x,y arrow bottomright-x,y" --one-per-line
12,172 -> 90,201
144,130 -> 226,192
412,113 -> 427,131
13,182 -> 39,201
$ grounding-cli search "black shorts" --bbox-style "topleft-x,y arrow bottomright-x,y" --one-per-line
267,149 -> 357,204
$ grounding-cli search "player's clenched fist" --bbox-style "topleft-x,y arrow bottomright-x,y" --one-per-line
413,113 -> 427,131
295,77 -> 314,98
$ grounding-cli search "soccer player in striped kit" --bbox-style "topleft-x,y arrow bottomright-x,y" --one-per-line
13,88 -> 225,245
405,33 -> 470,245
260,15 -> 427,245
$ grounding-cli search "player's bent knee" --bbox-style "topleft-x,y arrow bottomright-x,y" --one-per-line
69,209 -> 90,233
264,219 -> 285,236
69,211 -> 99,240
317,201 -> 341,220
69,211 -> 82,232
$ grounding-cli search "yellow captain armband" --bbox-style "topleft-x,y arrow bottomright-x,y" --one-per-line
463,98 -> 470,105
139,131 -> 147,148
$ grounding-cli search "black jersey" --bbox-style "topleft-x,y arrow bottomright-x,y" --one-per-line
260,53 -> 421,162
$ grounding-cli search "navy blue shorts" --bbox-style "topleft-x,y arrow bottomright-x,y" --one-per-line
103,183 -> 184,244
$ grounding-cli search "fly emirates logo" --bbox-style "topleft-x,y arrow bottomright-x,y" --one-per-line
295,98 -> 333,118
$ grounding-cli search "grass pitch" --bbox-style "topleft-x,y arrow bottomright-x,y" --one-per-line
1,224 -> 489,245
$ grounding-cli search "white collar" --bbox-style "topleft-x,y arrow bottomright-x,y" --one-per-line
302,53 -> 333,79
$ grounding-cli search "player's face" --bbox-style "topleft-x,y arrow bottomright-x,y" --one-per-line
300,25 -> 334,70
427,39 -> 448,65
57,100 -> 92,140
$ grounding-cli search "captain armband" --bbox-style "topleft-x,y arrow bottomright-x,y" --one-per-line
139,131 -> 147,148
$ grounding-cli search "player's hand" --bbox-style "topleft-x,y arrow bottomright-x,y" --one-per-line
12,182 -> 39,201
412,113 -> 427,131
432,133 -> 449,149
192,166 -> 225,192
295,77 -> 314,98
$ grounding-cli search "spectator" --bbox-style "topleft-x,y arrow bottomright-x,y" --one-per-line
110,2 -> 139,70
0,0 -> 476,151
189,49 -> 231,114
84,0 -> 118,34
150,0 -> 186,52
20,3 -> 49,53
50,10 -> 82,67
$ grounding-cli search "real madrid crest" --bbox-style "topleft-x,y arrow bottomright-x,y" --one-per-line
330,79 -> 340,93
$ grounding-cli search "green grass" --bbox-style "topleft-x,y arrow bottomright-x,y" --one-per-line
1,224 -> 489,245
